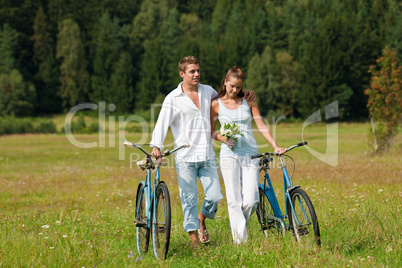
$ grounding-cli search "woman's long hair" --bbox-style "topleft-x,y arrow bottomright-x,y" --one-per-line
215,66 -> 245,99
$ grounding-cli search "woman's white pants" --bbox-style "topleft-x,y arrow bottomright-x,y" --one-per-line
220,155 -> 260,243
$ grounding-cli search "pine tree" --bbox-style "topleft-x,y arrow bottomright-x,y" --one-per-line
31,6 -> 61,114
109,51 -> 134,113
129,0 -> 170,52
296,11 -> 353,119
245,46 -> 280,117
177,12 -> 201,62
0,24 -> 36,116
56,18 -> 90,108
136,37 -> 169,110
275,51 -> 300,117
0,70 -> 36,116
90,11 -> 123,103
159,8 -> 182,91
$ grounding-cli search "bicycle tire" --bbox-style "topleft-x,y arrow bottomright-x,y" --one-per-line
287,188 -> 321,246
135,183 -> 150,255
256,187 -> 281,236
152,182 -> 171,260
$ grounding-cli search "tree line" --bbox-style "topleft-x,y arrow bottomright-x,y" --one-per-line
0,0 -> 400,120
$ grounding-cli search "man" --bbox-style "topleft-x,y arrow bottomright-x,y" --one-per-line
150,56 -> 254,247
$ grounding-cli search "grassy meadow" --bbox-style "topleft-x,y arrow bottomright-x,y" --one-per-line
0,120 -> 401,267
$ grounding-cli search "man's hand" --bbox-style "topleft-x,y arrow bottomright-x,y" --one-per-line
244,90 -> 256,102
151,146 -> 161,158
274,146 -> 287,156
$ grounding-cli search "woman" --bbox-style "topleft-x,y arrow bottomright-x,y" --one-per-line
210,66 -> 286,244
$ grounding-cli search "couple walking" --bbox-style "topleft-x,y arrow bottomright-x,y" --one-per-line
150,56 -> 285,246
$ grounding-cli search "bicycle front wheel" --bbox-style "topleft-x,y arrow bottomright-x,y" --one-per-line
152,182 -> 171,260
135,183 -> 150,255
288,188 -> 321,246
256,187 -> 281,236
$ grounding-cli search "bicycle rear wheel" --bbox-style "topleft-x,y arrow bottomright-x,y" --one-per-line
256,187 -> 282,236
288,188 -> 321,246
152,182 -> 171,260
135,183 -> 150,255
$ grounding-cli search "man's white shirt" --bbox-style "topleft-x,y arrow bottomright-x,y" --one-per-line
150,82 -> 218,162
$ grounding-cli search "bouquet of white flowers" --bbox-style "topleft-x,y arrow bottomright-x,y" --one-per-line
220,123 -> 243,150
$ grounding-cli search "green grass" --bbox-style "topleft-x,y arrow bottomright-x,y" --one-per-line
0,123 -> 401,267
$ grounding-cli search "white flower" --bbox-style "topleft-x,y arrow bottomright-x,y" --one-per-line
223,129 -> 232,136
41,225 -> 50,229
232,125 -> 240,134
385,245 -> 393,253
62,235 -> 68,238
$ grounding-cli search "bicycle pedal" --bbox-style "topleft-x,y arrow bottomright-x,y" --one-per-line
298,227 -> 309,235
135,220 -> 146,227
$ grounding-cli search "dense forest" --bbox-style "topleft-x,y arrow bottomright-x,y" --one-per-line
0,0 -> 401,120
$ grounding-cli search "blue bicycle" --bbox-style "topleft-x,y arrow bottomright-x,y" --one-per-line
252,141 -> 321,246
124,140 -> 189,260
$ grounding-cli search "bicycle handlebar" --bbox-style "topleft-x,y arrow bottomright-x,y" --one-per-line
123,140 -> 189,157
251,141 -> 308,159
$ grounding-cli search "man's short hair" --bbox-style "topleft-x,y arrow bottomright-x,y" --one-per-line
178,56 -> 199,73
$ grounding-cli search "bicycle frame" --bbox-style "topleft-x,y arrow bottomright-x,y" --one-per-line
257,144 -> 307,232
136,160 -> 161,230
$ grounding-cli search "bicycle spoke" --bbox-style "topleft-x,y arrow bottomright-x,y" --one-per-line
152,183 -> 171,260
256,188 -> 283,236
135,184 -> 150,255
288,188 -> 321,246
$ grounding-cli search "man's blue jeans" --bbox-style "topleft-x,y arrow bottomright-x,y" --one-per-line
175,157 -> 223,232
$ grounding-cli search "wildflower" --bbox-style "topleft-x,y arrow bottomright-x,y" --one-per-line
233,125 -> 240,134
41,225 -> 50,229
223,129 -> 233,136
62,235 -> 68,238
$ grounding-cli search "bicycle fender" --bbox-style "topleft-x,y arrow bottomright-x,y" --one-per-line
287,185 -> 300,194
150,181 -> 167,214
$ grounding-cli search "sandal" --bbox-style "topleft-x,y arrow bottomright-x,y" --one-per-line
198,229 -> 210,244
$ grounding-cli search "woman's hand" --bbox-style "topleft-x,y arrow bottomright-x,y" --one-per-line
223,137 -> 235,149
